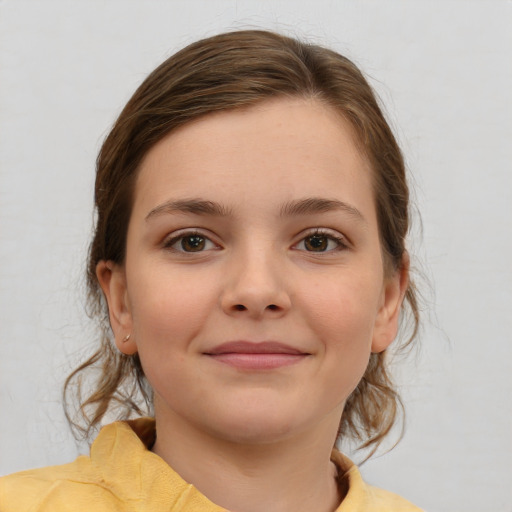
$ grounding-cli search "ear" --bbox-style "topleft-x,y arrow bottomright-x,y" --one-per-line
96,260 -> 138,355
371,252 -> 410,353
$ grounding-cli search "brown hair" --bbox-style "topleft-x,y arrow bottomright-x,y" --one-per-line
64,29 -> 419,454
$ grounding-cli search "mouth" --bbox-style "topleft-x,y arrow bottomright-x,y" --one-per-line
204,341 -> 310,370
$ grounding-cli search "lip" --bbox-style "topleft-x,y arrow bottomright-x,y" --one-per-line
204,341 -> 310,370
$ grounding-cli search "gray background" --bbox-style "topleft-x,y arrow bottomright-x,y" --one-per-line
1,1 -> 511,511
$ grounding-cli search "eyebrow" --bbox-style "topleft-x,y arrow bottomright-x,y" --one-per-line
280,197 -> 366,223
145,196 -> 366,223
145,199 -> 232,221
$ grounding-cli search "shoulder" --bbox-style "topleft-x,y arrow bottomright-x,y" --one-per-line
0,419 -> 225,512
332,450 -> 424,512
0,421 -> 138,512
360,481 -> 424,511
0,456 -> 113,512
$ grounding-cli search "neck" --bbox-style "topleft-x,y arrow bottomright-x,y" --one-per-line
151,406 -> 344,512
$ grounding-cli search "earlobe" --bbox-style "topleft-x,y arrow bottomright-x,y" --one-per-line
96,260 -> 137,355
371,254 -> 410,353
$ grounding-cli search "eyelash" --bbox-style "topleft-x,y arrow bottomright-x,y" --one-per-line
294,229 -> 349,253
163,230 -> 219,253
163,228 -> 348,254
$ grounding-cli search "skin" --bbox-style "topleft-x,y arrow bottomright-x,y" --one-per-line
97,97 -> 408,512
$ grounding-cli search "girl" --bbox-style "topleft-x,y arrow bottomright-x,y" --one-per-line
0,30 -> 422,511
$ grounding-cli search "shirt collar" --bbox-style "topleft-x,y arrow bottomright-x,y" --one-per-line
91,417 -> 377,512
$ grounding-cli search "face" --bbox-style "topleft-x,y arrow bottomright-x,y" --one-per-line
99,98 -> 406,444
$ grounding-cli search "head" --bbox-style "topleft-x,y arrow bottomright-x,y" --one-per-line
66,29 -> 419,453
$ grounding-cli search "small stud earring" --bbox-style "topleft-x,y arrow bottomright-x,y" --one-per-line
122,334 -> 131,343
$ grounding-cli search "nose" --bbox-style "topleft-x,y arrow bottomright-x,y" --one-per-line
220,248 -> 291,319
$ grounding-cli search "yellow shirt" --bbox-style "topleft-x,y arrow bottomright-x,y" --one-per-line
0,418 -> 422,511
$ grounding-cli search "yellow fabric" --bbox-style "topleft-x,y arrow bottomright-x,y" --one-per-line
0,418 -> 422,511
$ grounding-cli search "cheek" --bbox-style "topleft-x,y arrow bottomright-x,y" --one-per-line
303,273 -> 381,338
127,273 -> 217,400
127,265 -> 218,350
300,274 -> 381,386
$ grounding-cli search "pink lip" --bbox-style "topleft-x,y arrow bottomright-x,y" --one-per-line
205,341 -> 309,370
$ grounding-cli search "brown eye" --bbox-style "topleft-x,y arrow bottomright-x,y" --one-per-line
304,235 -> 329,252
181,235 -> 206,252
165,232 -> 218,253
294,231 -> 347,253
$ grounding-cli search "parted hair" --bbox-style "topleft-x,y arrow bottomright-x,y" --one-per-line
64,29 -> 419,454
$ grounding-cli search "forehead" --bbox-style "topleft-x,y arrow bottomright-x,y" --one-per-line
133,97 -> 375,218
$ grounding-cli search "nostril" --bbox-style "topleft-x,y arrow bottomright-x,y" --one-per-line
229,303 -> 283,314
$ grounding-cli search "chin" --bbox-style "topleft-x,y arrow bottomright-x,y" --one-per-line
204,408 -> 305,445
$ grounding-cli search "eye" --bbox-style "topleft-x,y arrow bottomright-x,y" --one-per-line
164,232 -> 218,253
294,230 -> 347,253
